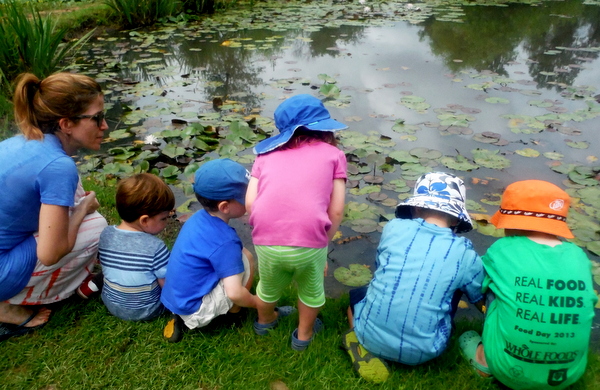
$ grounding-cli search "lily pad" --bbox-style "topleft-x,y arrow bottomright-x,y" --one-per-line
515,148 -> 540,158
334,264 -> 373,287
472,148 -> 511,170
484,97 -> 510,104
440,155 -> 479,171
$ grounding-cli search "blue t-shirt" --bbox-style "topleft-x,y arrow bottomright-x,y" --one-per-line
0,134 -> 78,301
354,218 -> 484,365
99,226 -> 170,321
160,209 -> 244,315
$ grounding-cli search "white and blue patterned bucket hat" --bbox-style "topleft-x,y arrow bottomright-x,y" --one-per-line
395,172 -> 473,233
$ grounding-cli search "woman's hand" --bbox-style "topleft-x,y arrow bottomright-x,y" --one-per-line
78,191 -> 100,215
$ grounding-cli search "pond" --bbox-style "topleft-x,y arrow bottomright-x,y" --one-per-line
70,0 -> 600,335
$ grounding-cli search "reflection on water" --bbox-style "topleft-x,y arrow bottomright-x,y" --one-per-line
74,1 -> 599,325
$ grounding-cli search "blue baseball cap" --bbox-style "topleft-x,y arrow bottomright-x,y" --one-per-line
193,159 -> 250,205
253,94 -> 348,155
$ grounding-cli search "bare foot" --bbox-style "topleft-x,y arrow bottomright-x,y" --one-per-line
476,344 -> 492,378
0,302 -> 51,327
24,307 -> 51,327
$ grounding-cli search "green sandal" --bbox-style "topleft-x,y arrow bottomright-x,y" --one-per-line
342,329 -> 390,383
458,331 -> 493,377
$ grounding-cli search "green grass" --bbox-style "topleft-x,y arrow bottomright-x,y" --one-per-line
1,292 -> 598,389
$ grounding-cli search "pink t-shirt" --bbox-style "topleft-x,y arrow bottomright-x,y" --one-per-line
249,141 -> 347,248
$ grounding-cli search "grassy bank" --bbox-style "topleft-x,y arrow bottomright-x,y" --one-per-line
1,289 -> 598,389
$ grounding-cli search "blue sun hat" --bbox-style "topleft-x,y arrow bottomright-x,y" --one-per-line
253,94 -> 348,155
395,172 -> 473,233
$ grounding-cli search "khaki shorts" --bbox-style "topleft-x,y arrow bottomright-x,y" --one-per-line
181,252 -> 250,330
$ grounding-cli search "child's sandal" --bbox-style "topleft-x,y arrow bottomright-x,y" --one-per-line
458,330 -> 493,378
290,317 -> 323,351
253,306 -> 296,335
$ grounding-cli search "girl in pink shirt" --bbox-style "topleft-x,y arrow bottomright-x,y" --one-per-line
246,94 -> 347,350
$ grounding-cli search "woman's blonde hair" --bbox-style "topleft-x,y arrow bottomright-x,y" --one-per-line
13,72 -> 103,140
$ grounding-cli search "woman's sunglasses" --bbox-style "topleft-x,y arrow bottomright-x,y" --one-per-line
72,111 -> 106,128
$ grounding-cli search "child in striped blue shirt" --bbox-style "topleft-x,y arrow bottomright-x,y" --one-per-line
98,173 -> 175,321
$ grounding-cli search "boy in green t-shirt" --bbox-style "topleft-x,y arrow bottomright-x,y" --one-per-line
459,180 -> 597,389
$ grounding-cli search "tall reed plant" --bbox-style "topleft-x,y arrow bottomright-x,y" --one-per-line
0,0 -> 93,93
104,0 -> 181,28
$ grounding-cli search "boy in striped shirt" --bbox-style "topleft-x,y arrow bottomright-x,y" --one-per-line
98,173 -> 175,321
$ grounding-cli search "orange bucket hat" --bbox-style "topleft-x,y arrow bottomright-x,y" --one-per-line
490,180 -> 574,239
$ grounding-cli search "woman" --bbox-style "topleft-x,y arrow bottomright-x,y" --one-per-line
0,72 -> 108,341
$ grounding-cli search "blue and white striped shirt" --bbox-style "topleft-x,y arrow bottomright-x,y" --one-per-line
99,226 -> 169,320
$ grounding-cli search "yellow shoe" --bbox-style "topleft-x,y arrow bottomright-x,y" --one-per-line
342,329 -> 390,383
163,314 -> 184,343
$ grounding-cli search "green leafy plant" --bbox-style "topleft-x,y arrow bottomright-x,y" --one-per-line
0,0 -> 93,91
104,0 -> 182,27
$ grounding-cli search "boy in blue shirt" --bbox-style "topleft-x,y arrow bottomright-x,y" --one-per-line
344,172 -> 485,382
161,159 -> 262,343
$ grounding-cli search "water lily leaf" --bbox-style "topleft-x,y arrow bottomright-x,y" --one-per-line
472,148 -> 511,170
485,97 -> 510,104
160,165 -> 181,178
577,187 -> 600,208
550,163 -> 578,175
440,155 -> 479,171
133,160 -> 150,173
160,129 -> 184,138
102,162 -> 134,175
566,141 -> 589,149
368,192 -> 388,202
388,150 -> 419,164
364,175 -> 384,184
515,148 -> 540,158
473,220 -> 504,237
183,163 -> 200,178
391,121 -> 420,135
134,150 -> 160,162
176,198 -> 195,214
109,129 -> 133,139
320,84 -> 341,98
349,219 -> 380,233
318,73 -> 337,84
334,264 -> 372,287
162,144 -> 186,159
588,242 -> 600,257
349,185 -> 381,196
466,199 -> 487,212
472,133 -> 499,144
410,147 -> 442,160
528,100 -> 554,108
543,152 -> 564,160
568,171 -> 598,186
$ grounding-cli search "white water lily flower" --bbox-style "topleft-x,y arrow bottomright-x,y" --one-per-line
144,134 -> 158,145
406,3 -> 414,9
359,0 -> 365,4
364,6 -> 371,12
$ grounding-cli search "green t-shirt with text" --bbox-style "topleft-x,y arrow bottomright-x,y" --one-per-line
482,236 -> 597,389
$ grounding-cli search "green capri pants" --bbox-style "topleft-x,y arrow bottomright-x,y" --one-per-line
255,245 -> 327,308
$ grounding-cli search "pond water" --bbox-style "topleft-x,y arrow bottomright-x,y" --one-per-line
71,0 -> 600,337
